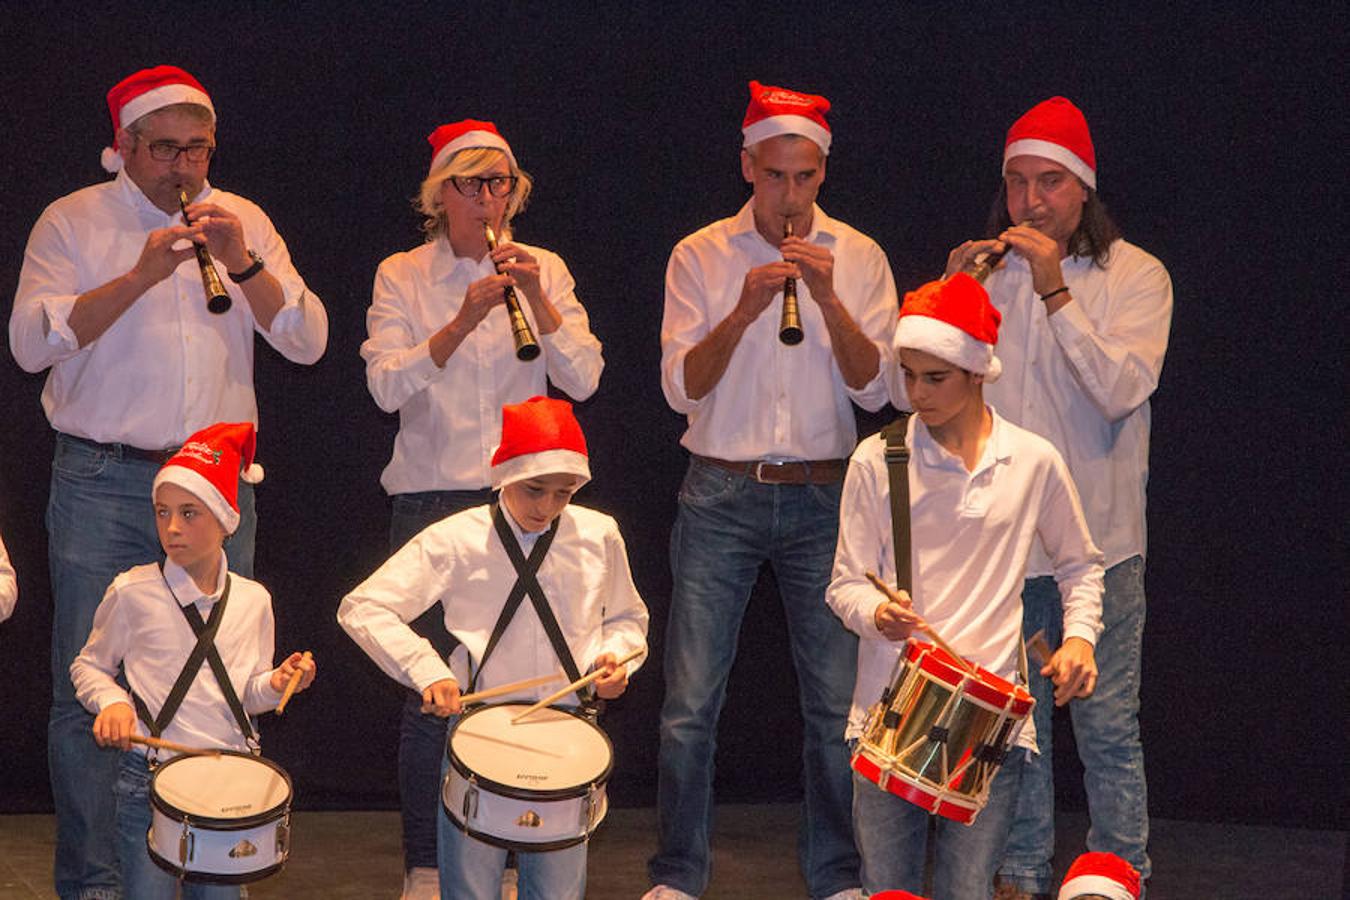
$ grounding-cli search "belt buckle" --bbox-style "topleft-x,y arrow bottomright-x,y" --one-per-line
753,461 -> 789,484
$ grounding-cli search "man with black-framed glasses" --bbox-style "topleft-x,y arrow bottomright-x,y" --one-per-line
10,64 -> 327,900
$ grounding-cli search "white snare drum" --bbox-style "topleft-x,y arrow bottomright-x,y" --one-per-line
148,751 -> 292,883
442,703 -> 612,851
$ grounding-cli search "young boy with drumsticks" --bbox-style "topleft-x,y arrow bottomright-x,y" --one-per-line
70,422 -> 316,900
338,396 -> 648,900
825,274 -> 1104,899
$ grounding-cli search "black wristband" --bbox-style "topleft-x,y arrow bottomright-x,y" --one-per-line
228,250 -> 265,284
1040,286 -> 1070,302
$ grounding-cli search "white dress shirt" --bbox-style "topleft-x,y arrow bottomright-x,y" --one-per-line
338,503 -> 648,702
0,532 -> 15,623
826,412 -> 1104,748
10,170 -> 328,449
661,202 -> 897,461
980,240 -> 1172,573
361,238 -> 603,494
70,554 -> 283,756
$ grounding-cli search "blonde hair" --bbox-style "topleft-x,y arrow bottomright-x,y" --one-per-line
418,147 -> 534,241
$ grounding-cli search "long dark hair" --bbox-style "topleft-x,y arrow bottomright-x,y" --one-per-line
985,183 -> 1121,267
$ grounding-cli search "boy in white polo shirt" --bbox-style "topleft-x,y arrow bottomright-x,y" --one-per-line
70,422 -> 315,900
826,274 -> 1104,899
339,396 -> 648,900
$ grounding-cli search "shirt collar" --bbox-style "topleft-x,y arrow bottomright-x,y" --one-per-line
499,501 -> 555,550
113,169 -> 213,221
912,406 -> 1013,475
729,200 -> 838,246
429,234 -> 494,283
162,552 -> 228,607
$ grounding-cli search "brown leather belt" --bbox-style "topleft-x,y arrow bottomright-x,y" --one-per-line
695,455 -> 847,485
64,434 -> 178,465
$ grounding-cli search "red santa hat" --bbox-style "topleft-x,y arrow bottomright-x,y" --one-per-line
870,892 -> 930,900
152,423 -> 263,535
1004,96 -> 1096,189
427,119 -> 516,175
742,80 -> 832,155
896,273 -> 1003,382
490,397 -> 591,490
1057,851 -> 1141,900
103,65 -> 215,174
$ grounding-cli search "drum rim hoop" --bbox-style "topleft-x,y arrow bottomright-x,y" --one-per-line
904,640 -> 1034,714
446,703 -> 614,800
149,749 -> 293,829
441,805 -> 597,852
147,846 -> 287,884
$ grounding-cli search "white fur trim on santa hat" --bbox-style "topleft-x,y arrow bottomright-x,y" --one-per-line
1004,137 -> 1096,189
154,466 -> 240,535
430,129 -> 516,175
490,447 -> 591,490
896,314 -> 1002,382
743,114 -> 832,155
1058,874 -> 1134,900
118,83 -> 214,131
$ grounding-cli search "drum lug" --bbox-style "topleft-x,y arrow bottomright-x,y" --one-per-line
276,812 -> 291,859
178,819 -> 195,866
463,775 -> 479,823
582,782 -> 600,829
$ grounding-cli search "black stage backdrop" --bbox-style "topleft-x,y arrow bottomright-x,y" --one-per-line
1,3 -> 1344,831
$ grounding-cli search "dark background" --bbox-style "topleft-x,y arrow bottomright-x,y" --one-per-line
1,3 -> 1344,832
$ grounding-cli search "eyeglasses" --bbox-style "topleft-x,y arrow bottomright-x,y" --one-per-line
449,175 -> 518,198
145,141 -> 216,163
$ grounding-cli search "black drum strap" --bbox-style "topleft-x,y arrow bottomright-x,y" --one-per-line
882,414 -> 913,594
133,565 -> 257,751
470,505 -> 580,698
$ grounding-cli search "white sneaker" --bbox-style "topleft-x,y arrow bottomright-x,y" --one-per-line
401,866 -> 440,900
641,887 -> 699,900
821,890 -> 864,900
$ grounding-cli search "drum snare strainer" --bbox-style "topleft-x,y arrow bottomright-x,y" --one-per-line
148,751 -> 293,883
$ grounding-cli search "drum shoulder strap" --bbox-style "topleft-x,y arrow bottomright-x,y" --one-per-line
477,505 -> 584,700
882,414 -> 913,594
141,566 -> 257,750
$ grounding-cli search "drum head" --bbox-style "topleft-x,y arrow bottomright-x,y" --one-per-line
449,705 -> 612,797
151,752 -> 291,826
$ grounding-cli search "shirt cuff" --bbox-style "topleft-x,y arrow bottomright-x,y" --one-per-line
664,350 -> 705,412
409,657 -> 457,694
41,295 -> 80,350
1047,294 -> 1092,344
408,339 -> 445,384
1063,621 -> 1099,648
95,691 -> 134,715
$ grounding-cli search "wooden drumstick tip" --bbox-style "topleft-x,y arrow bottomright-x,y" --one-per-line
276,650 -> 312,715
129,733 -> 221,757
510,647 -> 645,725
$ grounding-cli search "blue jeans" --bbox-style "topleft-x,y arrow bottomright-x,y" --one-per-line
436,740 -> 586,899
997,556 -> 1150,892
650,459 -> 860,898
47,434 -> 255,900
853,749 -> 1025,900
113,752 -> 242,900
391,489 -> 494,872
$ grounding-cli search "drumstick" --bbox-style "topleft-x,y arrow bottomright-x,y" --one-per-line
1026,629 -> 1054,668
864,571 -> 979,676
276,651 -> 312,714
129,734 -> 221,757
431,672 -> 567,711
511,647 -> 645,725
